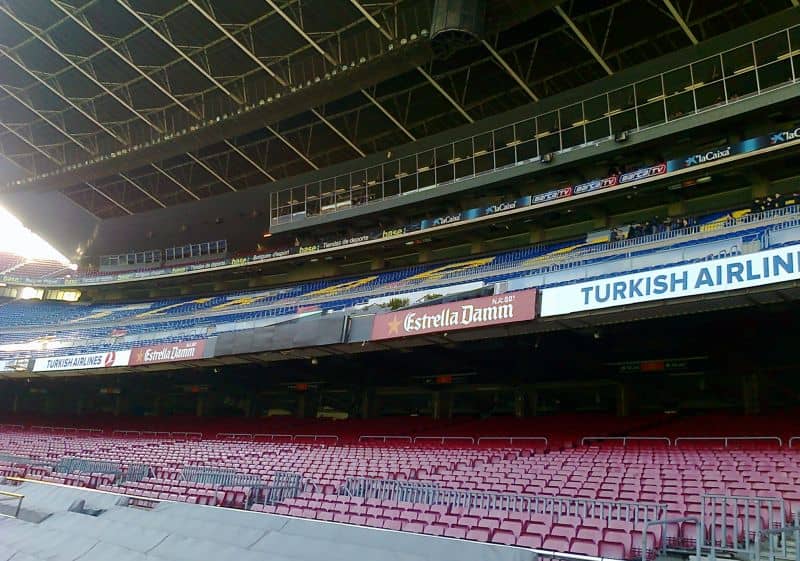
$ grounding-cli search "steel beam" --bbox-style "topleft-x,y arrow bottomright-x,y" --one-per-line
49,0 -> 201,119
114,0 -> 242,104
262,0 -> 415,142
0,121 -> 61,165
662,0 -> 699,45
0,45 -> 125,145
149,163 -> 202,200
86,182 -> 134,215
186,153 -> 238,192
0,85 -> 94,154
118,172 -> 167,208
51,0 -> 269,187
480,39 -> 539,102
348,0 -> 474,123
0,3 -> 163,134
187,0 -> 361,160
554,5 -> 614,76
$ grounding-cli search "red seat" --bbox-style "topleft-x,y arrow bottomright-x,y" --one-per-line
444,525 -> 468,539
466,527 -> 491,542
500,519 -> 523,536
599,540 -> 626,559
383,518 -> 403,531
402,521 -> 425,533
569,538 -> 599,556
543,535 -> 570,552
516,533 -> 543,548
491,529 -> 517,545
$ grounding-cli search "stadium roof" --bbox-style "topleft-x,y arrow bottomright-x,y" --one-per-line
0,0 -> 792,219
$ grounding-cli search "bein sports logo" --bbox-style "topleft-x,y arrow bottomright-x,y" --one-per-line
684,147 -> 731,167
770,127 -> 800,145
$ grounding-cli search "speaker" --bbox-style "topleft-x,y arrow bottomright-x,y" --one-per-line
431,0 -> 487,58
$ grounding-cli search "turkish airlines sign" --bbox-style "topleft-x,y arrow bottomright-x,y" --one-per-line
371,289 -> 537,340
33,350 -> 131,372
130,340 -> 207,366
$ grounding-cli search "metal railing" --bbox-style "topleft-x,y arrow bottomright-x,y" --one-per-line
358,435 -> 413,443
272,24 -> 800,224
674,436 -> 783,447
294,434 -> 339,444
180,466 -> 264,487
340,476 -> 667,526
645,516 -> 702,561
581,436 -> 672,447
0,491 -> 24,519
253,471 -> 305,507
476,436 -> 549,447
54,457 -> 121,477
413,436 -> 475,445
122,463 -> 152,483
702,494 -> 787,560
755,512 -> 800,561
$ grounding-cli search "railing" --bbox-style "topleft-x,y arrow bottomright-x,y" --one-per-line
788,436 -> 800,448
215,432 -> 254,440
29,425 -> 103,436
112,430 -> 201,439
253,433 -> 294,442
358,435 -> 413,443
272,24 -> 800,224
252,471 -> 305,507
294,434 -> 339,444
702,494 -> 787,560
413,436 -> 475,445
754,512 -> 800,561
581,436 -> 672,447
340,476 -> 667,526
180,466 -> 264,487
645,516 -> 702,561
476,436 -> 549,447
122,463 -> 152,483
53,457 -> 121,477
0,490 -> 24,519
674,436 -> 783,447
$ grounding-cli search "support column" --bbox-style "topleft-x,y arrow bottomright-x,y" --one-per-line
360,388 -> 376,419
742,372 -> 761,415
195,395 -> 206,418
616,382 -> 631,417
433,391 -> 453,420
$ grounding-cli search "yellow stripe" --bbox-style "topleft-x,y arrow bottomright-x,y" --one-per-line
306,276 -> 379,298
402,258 -> 495,284
137,297 -> 213,318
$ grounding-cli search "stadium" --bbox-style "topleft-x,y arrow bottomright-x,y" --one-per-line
2,0 -> 800,559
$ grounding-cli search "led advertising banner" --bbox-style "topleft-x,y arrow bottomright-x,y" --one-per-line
540,246 -> 800,317
371,289 -> 538,340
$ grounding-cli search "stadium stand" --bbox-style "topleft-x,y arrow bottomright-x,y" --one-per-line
1,414 -> 799,558
3,4 -> 800,561
0,199 -> 795,363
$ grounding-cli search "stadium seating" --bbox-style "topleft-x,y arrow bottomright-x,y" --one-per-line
1,414 -> 799,557
0,201 -> 796,364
